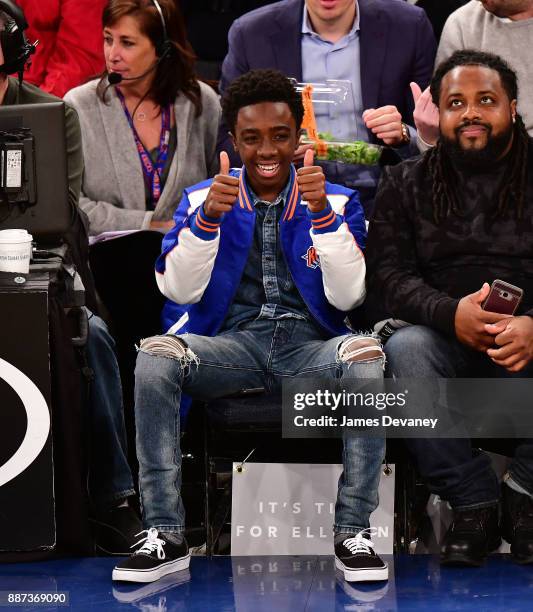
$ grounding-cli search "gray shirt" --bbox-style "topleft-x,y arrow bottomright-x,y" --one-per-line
437,0 -> 533,136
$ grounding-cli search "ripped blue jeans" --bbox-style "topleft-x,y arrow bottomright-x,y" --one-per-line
134,317 -> 385,535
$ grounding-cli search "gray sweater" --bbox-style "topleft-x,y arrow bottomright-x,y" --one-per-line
437,1 -> 533,136
64,79 -> 221,235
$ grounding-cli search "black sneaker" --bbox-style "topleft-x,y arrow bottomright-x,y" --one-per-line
441,505 -> 500,567
334,530 -> 388,582
501,483 -> 533,564
112,528 -> 190,583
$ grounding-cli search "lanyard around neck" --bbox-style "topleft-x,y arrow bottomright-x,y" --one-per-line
117,90 -> 172,208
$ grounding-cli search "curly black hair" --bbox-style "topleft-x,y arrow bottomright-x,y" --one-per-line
222,69 -> 304,134
427,49 -> 528,222
430,50 -> 518,106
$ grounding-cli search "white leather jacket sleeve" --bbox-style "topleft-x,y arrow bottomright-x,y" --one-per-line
156,228 -> 220,305
311,223 -> 366,312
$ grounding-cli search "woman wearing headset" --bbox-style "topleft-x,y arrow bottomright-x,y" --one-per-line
65,0 -> 221,235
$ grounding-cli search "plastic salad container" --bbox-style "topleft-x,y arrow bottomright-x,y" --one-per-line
302,132 -> 383,166
291,79 -> 383,166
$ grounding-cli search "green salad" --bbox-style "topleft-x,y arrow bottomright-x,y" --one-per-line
312,132 -> 382,165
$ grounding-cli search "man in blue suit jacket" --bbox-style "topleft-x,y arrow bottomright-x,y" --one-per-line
218,0 -> 436,215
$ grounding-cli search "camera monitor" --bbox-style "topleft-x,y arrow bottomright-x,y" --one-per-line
0,101 -> 70,243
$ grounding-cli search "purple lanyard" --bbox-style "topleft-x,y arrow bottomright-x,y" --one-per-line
117,90 -> 171,208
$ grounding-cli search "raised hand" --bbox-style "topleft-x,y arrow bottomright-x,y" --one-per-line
203,151 -> 240,218
410,82 -> 440,146
296,149 -> 327,213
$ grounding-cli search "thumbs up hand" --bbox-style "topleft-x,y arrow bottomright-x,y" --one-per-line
219,150 -> 230,175
204,151 -> 241,218
410,82 -> 440,146
296,149 -> 327,213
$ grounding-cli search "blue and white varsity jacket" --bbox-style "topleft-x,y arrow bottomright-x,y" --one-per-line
155,166 -> 367,337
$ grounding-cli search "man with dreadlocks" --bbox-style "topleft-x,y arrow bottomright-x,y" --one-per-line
365,50 -> 533,567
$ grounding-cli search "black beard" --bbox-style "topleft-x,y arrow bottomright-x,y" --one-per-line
441,121 -> 514,170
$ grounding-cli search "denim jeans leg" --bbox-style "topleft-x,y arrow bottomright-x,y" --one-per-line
335,435 -> 386,534
335,358 -> 386,534
278,328 -> 386,534
385,325 -> 499,509
489,364 -> 533,497
134,329 -> 268,533
134,350 -> 187,533
86,312 -> 135,511
508,442 -> 533,496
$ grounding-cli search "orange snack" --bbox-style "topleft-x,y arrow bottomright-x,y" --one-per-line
301,84 -> 318,140
300,84 -> 327,156
316,140 -> 328,158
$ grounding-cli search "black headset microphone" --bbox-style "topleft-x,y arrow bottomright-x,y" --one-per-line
108,59 -> 161,86
108,0 -> 172,87
0,0 -> 38,80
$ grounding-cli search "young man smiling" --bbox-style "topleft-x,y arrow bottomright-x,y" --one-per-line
112,69 -> 388,584
366,50 -> 533,567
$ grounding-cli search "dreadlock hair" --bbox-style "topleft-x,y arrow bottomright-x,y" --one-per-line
426,50 -> 529,223
222,69 -> 304,134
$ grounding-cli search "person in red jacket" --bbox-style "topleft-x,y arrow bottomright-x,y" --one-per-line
15,0 -> 107,97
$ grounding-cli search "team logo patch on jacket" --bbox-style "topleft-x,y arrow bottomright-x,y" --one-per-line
302,246 -> 320,269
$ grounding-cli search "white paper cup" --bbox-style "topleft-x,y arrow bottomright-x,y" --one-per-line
0,229 -> 33,273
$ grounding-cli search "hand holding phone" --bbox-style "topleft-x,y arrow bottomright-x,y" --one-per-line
482,280 -> 531,372
455,283 -> 509,351
482,279 -> 523,315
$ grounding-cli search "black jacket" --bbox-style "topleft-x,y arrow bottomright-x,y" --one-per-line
365,140 -> 533,335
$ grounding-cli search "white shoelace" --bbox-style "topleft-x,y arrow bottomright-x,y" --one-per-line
342,528 -> 376,555
131,528 -> 166,559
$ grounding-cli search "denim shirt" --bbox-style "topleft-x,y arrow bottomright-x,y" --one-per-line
220,178 -> 314,332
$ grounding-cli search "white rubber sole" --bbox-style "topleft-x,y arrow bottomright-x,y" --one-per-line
112,553 -> 191,583
335,557 -> 389,582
